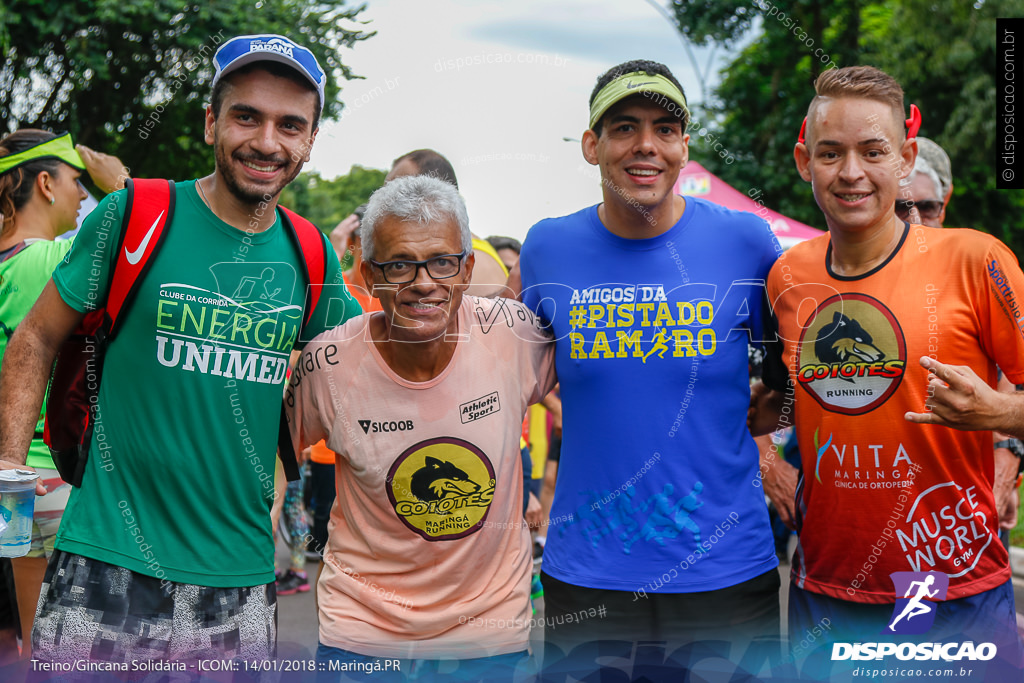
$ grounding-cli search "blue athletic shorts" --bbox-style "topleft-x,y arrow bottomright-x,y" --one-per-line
788,579 -> 1023,681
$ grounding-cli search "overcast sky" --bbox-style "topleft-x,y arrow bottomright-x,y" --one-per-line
307,0 -> 735,243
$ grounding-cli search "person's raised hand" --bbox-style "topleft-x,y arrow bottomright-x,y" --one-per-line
329,214 -> 360,260
76,144 -> 129,194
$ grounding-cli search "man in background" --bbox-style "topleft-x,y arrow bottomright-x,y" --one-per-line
897,136 -> 952,229
385,149 -> 509,297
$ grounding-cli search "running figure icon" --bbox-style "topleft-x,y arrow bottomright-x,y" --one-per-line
889,574 -> 939,631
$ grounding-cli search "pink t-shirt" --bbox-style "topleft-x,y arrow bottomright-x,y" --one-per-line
286,296 -> 556,658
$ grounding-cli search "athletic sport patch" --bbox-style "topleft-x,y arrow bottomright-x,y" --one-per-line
460,392 -> 500,423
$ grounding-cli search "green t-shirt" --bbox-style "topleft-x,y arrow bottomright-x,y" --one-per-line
51,181 -> 359,587
0,239 -> 73,470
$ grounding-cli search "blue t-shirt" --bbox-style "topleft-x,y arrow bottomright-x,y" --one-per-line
520,197 -> 780,592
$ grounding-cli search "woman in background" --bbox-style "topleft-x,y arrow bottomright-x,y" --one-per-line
0,128 -> 126,657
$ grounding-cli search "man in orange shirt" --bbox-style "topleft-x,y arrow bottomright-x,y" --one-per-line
753,66 -> 1024,677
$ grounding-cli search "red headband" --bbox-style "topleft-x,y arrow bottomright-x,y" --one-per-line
797,104 -> 921,144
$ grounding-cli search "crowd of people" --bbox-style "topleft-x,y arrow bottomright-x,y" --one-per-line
0,30 -> 1022,683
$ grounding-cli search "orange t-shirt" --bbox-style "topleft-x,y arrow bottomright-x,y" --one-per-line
766,224 -> 1024,604
342,270 -> 382,313
286,296 -> 556,658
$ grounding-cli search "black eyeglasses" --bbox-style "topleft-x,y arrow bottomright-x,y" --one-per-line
369,252 -> 467,284
895,199 -> 943,221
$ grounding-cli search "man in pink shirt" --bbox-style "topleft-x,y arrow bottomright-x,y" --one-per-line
286,174 -> 556,680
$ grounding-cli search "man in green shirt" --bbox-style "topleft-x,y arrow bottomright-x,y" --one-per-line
0,34 -> 360,665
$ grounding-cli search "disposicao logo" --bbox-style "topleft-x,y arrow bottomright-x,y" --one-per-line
831,571 -> 997,662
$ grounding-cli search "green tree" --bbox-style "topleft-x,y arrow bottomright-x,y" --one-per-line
1,0 -> 373,185
865,0 -> 1024,252
279,165 -> 387,234
671,0 -> 1024,256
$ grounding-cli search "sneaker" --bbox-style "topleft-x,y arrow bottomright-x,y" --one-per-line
276,570 -> 310,595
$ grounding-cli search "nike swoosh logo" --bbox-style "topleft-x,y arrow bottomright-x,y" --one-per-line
626,81 -> 657,90
124,212 -> 164,265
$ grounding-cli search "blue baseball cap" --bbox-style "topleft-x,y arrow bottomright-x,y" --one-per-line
212,34 -> 326,115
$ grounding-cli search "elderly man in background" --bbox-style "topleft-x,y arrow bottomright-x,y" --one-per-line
896,136 -> 953,228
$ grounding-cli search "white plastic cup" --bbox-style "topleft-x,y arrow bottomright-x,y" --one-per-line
0,469 -> 39,558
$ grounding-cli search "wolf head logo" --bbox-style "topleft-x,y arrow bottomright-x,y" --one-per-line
410,456 -> 481,502
815,311 -> 884,379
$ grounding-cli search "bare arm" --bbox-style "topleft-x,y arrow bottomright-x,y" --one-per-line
76,144 -> 129,194
525,491 -> 542,530
905,356 -> 1024,438
992,374 -> 1020,524
757,433 -> 799,530
270,457 -> 287,537
540,390 -> 562,432
748,381 -> 787,437
0,281 -> 84,483
328,214 -> 359,263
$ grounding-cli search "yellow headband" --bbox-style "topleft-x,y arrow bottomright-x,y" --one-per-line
589,72 -> 689,129
0,133 -> 85,175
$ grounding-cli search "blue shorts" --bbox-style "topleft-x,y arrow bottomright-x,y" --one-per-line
315,642 -> 529,682
788,579 -> 1023,681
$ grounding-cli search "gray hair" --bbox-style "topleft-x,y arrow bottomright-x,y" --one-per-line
909,155 -> 944,201
360,175 -> 472,262
913,137 -> 952,199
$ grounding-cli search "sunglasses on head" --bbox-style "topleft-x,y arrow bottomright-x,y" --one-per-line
895,199 -> 943,220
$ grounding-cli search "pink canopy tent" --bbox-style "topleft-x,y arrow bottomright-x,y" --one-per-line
673,161 -> 824,248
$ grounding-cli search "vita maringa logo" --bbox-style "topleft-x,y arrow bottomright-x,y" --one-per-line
813,427 -> 832,483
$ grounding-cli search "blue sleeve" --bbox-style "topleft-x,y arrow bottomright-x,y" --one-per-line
746,218 -> 782,347
519,222 -> 547,324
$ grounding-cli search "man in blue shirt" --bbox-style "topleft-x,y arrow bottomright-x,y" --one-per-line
515,60 -> 781,669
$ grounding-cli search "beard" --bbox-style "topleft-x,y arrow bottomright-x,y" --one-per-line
213,136 -> 303,206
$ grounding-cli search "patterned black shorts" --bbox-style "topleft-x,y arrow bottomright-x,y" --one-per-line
32,550 -> 276,671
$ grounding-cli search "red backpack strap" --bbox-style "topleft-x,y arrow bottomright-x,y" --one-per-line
276,205 -> 326,483
107,178 -> 175,337
278,205 -> 325,330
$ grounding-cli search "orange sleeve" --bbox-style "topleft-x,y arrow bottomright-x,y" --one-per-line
976,238 -> 1024,384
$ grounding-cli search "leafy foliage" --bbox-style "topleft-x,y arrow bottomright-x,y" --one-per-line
1,0 -> 374,186
278,165 -> 386,233
671,0 -> 1024,256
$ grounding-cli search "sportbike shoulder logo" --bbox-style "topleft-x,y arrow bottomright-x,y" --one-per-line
385,437 -> 495,541
885,571 -> 947,634
797,293 -> 906,415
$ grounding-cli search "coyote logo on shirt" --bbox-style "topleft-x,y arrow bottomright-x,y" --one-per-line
411,457 -> 481,502
386,438 -> 496,541
814,312 -> 885,373
797,293 -> 906,415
